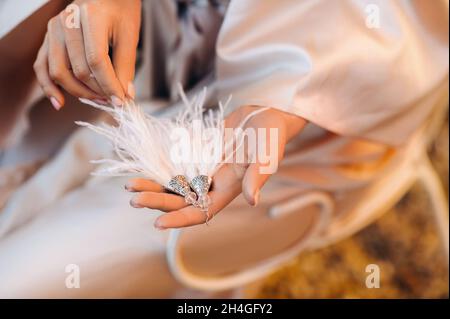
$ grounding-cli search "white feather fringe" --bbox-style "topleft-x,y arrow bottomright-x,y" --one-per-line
75,98 -> 176,186
75,86 -> 229,193
76,86 -> 269,215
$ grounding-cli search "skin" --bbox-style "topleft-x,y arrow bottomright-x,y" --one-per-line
126,106 -> 307,229
0,0 -> 67,144
29,1 -> 308,229
33,0 -> 141,109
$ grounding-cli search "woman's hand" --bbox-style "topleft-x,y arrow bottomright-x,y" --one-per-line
33,0 -> 141,110
125,106 -> 307,229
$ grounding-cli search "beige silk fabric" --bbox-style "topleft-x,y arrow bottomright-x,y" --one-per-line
0,0 -> 448,297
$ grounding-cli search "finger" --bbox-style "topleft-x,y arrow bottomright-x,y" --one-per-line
242,163 -> 272,206
59,12 -> 105,97
130,192 -> 188,212
112,21 -> 140,99
155,164 -> 242,229
80,5 -> 125,105
33,35 -> 65,109
155,206 -> 207,229
125,178 -> 164,192
154,189 -> 238,229
238,110 -> 287,206
47,17 -> 101,101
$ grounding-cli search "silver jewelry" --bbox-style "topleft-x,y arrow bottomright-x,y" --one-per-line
190,175 -> 212,221
166,175 -> 197,205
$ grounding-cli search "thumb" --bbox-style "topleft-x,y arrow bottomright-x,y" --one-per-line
242,163 -> 272,206
239,108 -> 307,206
242,125 -> 286,206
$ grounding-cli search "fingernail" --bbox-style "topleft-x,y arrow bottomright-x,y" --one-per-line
50,97 -> 62,110
93,99 -> 109,106
110,95 -> 123,107
130,198 -> 142,208
154,220 -> 166,230
127,82 -> 136,99
124,183 -> 134,191
252,190 -> 260,207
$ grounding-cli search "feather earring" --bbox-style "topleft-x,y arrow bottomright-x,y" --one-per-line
75,99 -> 197,205
76,86 -> 269,223
174,87 -> 226,218
174,86 -> 269,221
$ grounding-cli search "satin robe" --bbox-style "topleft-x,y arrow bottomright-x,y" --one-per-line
0,0 -> 448,297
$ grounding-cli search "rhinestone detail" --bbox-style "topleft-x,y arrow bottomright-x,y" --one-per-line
166,175 -> 191,197
190,175 -> 212,197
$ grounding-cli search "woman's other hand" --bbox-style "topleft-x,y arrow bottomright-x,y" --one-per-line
33,0 -> 141,110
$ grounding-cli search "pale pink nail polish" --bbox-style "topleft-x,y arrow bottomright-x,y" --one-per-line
154,220 -> 166,230
124,183 -> 134,191
111,95 -> 123,107
91,99 -> 108,106
130,199 -> 142,208
127,82 -> 136,99
50,97 -> 62,110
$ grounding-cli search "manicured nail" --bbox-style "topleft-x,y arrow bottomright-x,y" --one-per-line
93,99 -> 109,106
110,95 -> 123,107
50,97 -> 62,110
154,220 -> 166,230
127,82 -> 135,99
252,190 -> 260,206
130,198 -> 142,208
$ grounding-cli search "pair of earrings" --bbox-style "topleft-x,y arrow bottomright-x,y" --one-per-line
166,175 -> 212,217
76,87 -> 227,224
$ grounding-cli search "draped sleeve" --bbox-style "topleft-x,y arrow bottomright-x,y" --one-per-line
215,0 -> 449,145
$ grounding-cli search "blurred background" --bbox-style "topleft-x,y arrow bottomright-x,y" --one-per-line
246,115 -> 449,298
